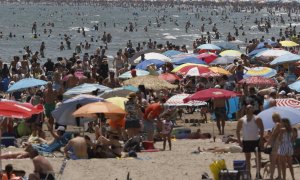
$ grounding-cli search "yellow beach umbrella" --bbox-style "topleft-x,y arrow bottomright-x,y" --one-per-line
172,63 -> 208,73
209,67 -> 232,75
280,40 -> 299,47
219,50 -> 242,57
106,97 -> 128,110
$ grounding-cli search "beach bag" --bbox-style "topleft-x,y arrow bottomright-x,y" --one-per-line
209,159 -> 227,180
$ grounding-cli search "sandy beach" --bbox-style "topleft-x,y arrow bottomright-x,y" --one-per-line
2,120 -> 299,180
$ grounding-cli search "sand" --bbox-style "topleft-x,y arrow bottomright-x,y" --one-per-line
1,120 -> 300,180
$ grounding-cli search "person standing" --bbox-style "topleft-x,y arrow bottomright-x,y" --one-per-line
124,92 -> 142,139
236,104 -> 264,179
277,118 -> 296,180
43,82 -> 57,127
40,42 -> 45,58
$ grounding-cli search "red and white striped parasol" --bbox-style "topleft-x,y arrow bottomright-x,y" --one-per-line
276,98 -> 300,109
165,93 -> 207,107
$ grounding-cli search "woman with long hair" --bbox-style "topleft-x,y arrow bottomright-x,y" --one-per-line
277,118 -> 295,180
265,112 -> 282,180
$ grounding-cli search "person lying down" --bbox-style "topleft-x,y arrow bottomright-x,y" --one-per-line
193,145 -> 242,154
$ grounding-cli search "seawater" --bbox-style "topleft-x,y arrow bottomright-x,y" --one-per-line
0,4 -> 297,64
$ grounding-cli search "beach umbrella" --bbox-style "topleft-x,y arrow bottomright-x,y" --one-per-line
123,75 -> 177,90
119,69 -> 150,79
219,50 -> 242,57
270,54 -> 300,65
183,88 -> 238,102
6,78 -> 47,93
64,83 -> 111,96
258,107 -> 300,130
158,73 -> 180,83
172,56 -> 206,65
247,48 -> 268,58
243,67 -> 277,78
172,63 -> 208,73
52,94 -> 104,126
73,102 -> 126,118
63,71 -> 85,81
255,40 -> 277,49
209,67 -> 231,75
288,80 -> 300,92
254,49 -> 292,58
171,53 -> 196,59
99,86 -> 138,99
162,50 -> 185,57
106,97 -> 128,110
135,59 -> 165,70
209,56 -> 236,65
214,41 -> 239,50
276,98 -> 300,109
197,44 -> 221,50
280,40 -> 299,47
238,76 -> 275,86
197,53 -> 218,64
0,100 -> 43,118
133,53 -> 171,64
176,65 -> 211,76
165,93 -> 207,107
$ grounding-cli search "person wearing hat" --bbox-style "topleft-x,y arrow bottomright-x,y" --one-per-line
124,92 -> 142,139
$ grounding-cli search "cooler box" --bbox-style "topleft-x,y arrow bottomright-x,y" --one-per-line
142,141 -> 154,150
233,160 -> 246,171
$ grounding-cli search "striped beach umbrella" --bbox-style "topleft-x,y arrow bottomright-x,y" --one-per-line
243,67 -> 277,78
165,93 -> 207,107
276,98 -> 300,109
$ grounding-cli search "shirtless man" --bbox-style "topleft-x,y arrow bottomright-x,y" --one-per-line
102,71 -> 121,88
26,147 -> 55,180
66,69 -> 79,89
118,63 -> 129,75
21,55 -> 30,76
213,97 -> 229,135
63,134 -> 88,160
9,56 -> 20,75
113,52 -> 124,76
43,82 -> 57,126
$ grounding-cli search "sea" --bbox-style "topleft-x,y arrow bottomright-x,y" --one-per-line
0,2 -> 298,64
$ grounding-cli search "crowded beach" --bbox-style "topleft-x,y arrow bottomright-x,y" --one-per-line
1,0 -> 300,180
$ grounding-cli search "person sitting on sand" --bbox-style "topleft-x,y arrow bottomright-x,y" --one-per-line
27,123 -> 47,144
26,146 -> 55,180
63,133 -> 88,160
0,164 -> 22,180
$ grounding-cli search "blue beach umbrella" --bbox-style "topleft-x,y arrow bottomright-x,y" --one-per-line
172,56 -> 206,65
247,48 -> 268,58
64,83 -> 111,96
209,56 -> 236,65
288,81 -> 300,92
214,41 -> 239,50
197,44 -> 221,50
119,69 -> 150,79
270,53 -> 300,65
52,94 -> 104,126
162,50 -> 185,58
7,78 -> 47,93
136,59 -> 165,70
255,39 -> 277,49
258,106 -> 300,130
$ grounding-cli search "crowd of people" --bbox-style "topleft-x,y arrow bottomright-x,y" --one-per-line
1,0 -> 300,180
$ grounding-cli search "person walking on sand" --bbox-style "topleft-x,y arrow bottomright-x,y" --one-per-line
277,118 -> 296,180
43,82 -> 58,127
236,104 -> 264,179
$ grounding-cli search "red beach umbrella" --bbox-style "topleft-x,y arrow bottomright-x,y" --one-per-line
183,88 -> 238,102
238,76 -> 276,86
0,101 -> 43,118
197,53 -> 218,64
158,73 -> 180,83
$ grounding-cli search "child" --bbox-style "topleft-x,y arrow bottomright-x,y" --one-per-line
161,117 -> 173,151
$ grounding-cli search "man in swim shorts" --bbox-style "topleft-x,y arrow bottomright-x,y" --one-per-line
43,82 -> 57,126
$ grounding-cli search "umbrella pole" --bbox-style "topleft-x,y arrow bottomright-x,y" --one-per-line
212,116 -> 215,142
